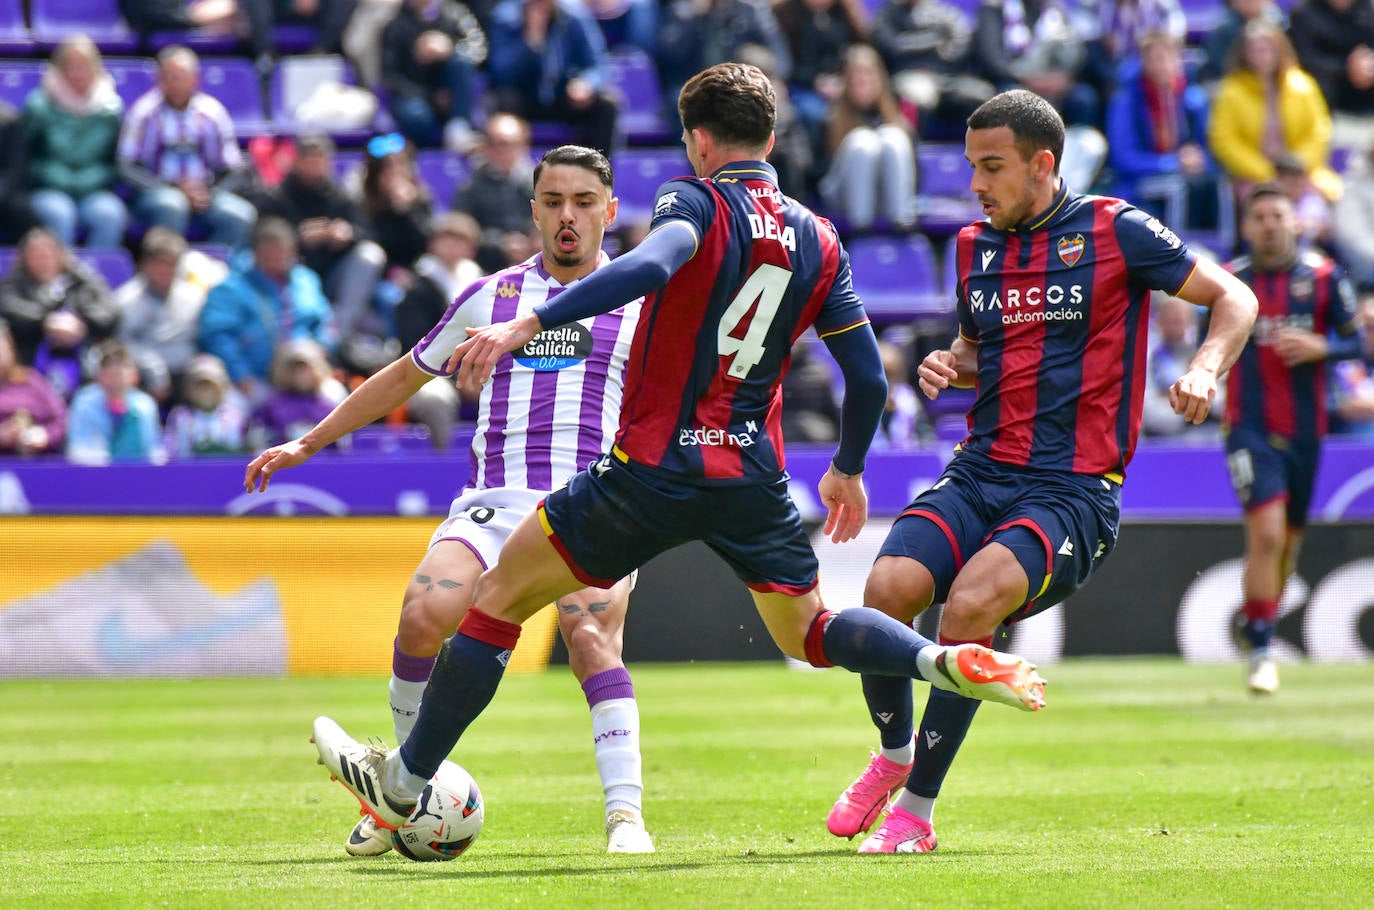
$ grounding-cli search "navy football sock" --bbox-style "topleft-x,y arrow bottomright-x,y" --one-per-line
398,608 -> 520,781
906,687 -> 981,799
808,607 -> 935,679
862,674 -> 915,751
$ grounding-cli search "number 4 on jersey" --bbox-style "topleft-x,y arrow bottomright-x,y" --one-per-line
718,263 -> 792,379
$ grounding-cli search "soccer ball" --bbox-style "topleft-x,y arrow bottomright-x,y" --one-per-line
391,761 -> 484,862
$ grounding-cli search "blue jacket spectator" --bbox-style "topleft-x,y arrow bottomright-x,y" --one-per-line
486,0 -> 620,152
23,36 -> 128,249
197,218 -> 336,400
657,0 -> 793,130
67,340 -> 164,464
1106,31 -> 1218,230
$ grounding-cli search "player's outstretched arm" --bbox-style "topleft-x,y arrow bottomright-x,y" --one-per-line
917,335 -> 977,399
1171,257 -> 1259,424
243,355 -> 433,492
445,222 -> 699,383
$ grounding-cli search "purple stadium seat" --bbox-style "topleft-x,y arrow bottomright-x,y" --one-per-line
916,143 -> 980,236
846,233 -> 948,320
0,0 -> 31,55
268,55 -> 382,145
606,49 -> 671,145
415,150 -> 474,210
273,24 -> 319,54
199,57 -> 271,137
82,249 -> 136,288
1178,0 -> 1227,44
105,58 -> 158,109
0,62 -> 43,111
31,0 -> 140,53
613,148 -> 691,223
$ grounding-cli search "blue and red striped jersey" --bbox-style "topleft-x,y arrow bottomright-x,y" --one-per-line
955,185 -> 1198,479
1224,250 -> 1359,441
613,161 -> 870,483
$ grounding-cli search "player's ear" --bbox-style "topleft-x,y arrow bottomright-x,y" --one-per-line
605,196 -> 618,227
529,197 -> 537,226
764,131 -> 776,159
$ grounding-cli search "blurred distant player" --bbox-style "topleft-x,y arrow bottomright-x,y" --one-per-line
245,146 -> 656,854
307,63 -> 1051,847
1222,183 -> 1362,695
827,90 -> 1259,854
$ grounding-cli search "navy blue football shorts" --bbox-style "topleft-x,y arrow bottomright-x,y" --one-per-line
877,451 -> 1122,623
1225,427 -> 1321,529
538,453 -> 820,595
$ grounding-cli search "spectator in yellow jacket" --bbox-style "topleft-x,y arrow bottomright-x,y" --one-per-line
1208,19 -> 1342,202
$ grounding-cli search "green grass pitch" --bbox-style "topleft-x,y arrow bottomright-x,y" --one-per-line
3,660 -> 1372,909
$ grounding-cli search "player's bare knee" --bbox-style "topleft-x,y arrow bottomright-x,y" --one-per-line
561,617 -> 621,669
942,585 -> 1014,640
397,592 -> 457,655
864,557 -> 933,621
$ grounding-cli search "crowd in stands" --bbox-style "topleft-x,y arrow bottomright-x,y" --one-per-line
0,0 -> 1373,464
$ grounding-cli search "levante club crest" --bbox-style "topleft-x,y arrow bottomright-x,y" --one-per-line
1057,233 -> 1086,267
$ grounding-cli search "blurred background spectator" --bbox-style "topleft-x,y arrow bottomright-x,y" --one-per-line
116,1 -> 242,37
1106,29 -> 1219,234
1287,0 -> 1374,149
1334,140 -> 1374,287
1142,293 -> 1221,439
0,102 -> 39,245
23,36 -> 129,249
1198,0 -> 1285,85
657,0 -> 791,133
243,0 -> 360,68
0,319 -> 67,456
872,336 -> 923,448
1207,20 -> 1342,204
1274,151 -> 1334,250
970,0 -> 1097,127
870,0 -> 991,141
262,133 -> 387,350
114,227 -> 228,408
774,0 -> 867,149
66,339 -> 165,464
586,0 -> 658,54
197,217 -> 336,403
0,228 -> 118,400
247,338 -> 346,448
818,45 -> 918,231
118,46 -> 258,247
1330,291 -> 1374,438
162,352 -> 250,456
451,112 -> 537,272
486,0 -> 620,153
381,0 -> 488,151
780,334 -> 840,443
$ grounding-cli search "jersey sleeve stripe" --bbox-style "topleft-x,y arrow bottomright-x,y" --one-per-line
817,317 -> 871,339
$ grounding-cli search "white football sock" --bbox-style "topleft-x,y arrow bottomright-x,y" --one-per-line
590,697 -> 644,815
880,736 -> 915,767
389,674 -> 427,745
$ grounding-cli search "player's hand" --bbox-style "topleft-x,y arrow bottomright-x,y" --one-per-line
1169,366 -> 1218,424
1272,327 -> 1328,367
818,465 -> 867,544
917,350 -> 959,399
244,438 -> 318,492
446,314 -> 542,386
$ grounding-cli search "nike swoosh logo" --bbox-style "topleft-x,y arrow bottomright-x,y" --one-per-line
96,600 -> 280,666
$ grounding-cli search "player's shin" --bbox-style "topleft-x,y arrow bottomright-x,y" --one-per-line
806,607 -> 935,678
862,674 -> 916,764
396,608 -> 522,797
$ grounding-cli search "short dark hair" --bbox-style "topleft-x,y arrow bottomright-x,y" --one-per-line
678,62 -> 775,150
94,339 -> 133,369
967,89 -> 1066,175
1243,181 -> 1291,216
533,145 -> 615,192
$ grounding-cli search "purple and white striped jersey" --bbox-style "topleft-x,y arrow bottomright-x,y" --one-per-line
118,89 -> 243,184
412,252 -> 640,494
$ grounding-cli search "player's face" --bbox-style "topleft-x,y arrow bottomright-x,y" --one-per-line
965,126 -> 1049,231
531,164 -> 617,271
1242,194 -> 1297,265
